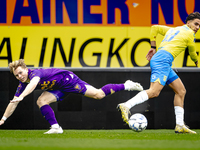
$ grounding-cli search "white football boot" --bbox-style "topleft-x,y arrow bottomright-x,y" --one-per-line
44,126 -> 63,134
124,80 -> 143,91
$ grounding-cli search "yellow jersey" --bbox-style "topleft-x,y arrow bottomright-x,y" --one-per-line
150,25 -> 198,63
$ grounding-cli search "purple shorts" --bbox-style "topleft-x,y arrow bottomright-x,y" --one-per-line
47,73 -> 89,101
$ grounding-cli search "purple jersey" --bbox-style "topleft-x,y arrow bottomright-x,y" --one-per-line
15,68 -> 89,100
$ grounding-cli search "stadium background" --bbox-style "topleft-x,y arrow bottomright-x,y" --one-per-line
0,0 -> 200,129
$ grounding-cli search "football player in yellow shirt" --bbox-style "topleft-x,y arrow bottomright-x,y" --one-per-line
118,12 -> 200,134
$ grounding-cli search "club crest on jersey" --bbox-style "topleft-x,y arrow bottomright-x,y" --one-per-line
74,83 -> 81,91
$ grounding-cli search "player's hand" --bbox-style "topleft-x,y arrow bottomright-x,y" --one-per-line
10,97 -> 23,103
195,61 -> 198,67
146,48 -> 156,61
0,120 -> 4,126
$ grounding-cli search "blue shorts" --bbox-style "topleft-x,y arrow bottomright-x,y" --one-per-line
47,73 -> 89,101
150,50 -> 179,86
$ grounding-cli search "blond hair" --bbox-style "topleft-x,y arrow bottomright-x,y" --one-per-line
9,59 -> 27,73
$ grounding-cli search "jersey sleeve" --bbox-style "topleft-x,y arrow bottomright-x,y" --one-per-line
14,69 -> 43,97
29,69 -> 42,80
187,33 -> 198,62
14,82 -> 27,97
150,25 -> 171,41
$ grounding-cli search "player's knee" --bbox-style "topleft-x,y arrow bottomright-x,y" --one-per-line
93,90 -> 105,100
36,100 -> 41,107
148,90 -> 160,98
152,91 -> 160,98
93,94 -> 104,100
178,88 -> 186,97
182,88 -> 186,96
36,99 -> 42,107
85,88 -> 105,100
36,96 -> 46,107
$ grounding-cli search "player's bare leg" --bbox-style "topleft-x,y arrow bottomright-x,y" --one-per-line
37,91 -> 63,134
117,82 -> 162,125
169,78 -> 196,134
84,85 -> 105,99
85,80 -> 143,100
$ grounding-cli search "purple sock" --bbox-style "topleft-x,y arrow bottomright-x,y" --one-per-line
40,105 -> 58,126
101,84 -> 125,96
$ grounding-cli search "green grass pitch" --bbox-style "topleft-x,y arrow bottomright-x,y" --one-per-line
0,129 -> 200,150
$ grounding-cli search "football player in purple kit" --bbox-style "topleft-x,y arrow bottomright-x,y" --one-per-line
0,59 -> 143,134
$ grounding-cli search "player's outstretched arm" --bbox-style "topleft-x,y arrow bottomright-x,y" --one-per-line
0,99 -> 19,126
195,61 -> 198,67
188,41 -> 198,67
10,77 -> 40,103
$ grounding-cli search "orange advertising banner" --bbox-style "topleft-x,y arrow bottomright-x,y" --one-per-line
0,0 -> 198,26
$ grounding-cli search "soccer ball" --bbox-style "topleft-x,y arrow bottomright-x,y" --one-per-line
128,113 -> 148,132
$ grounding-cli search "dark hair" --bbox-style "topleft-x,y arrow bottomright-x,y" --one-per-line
185,12 -> 200,23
